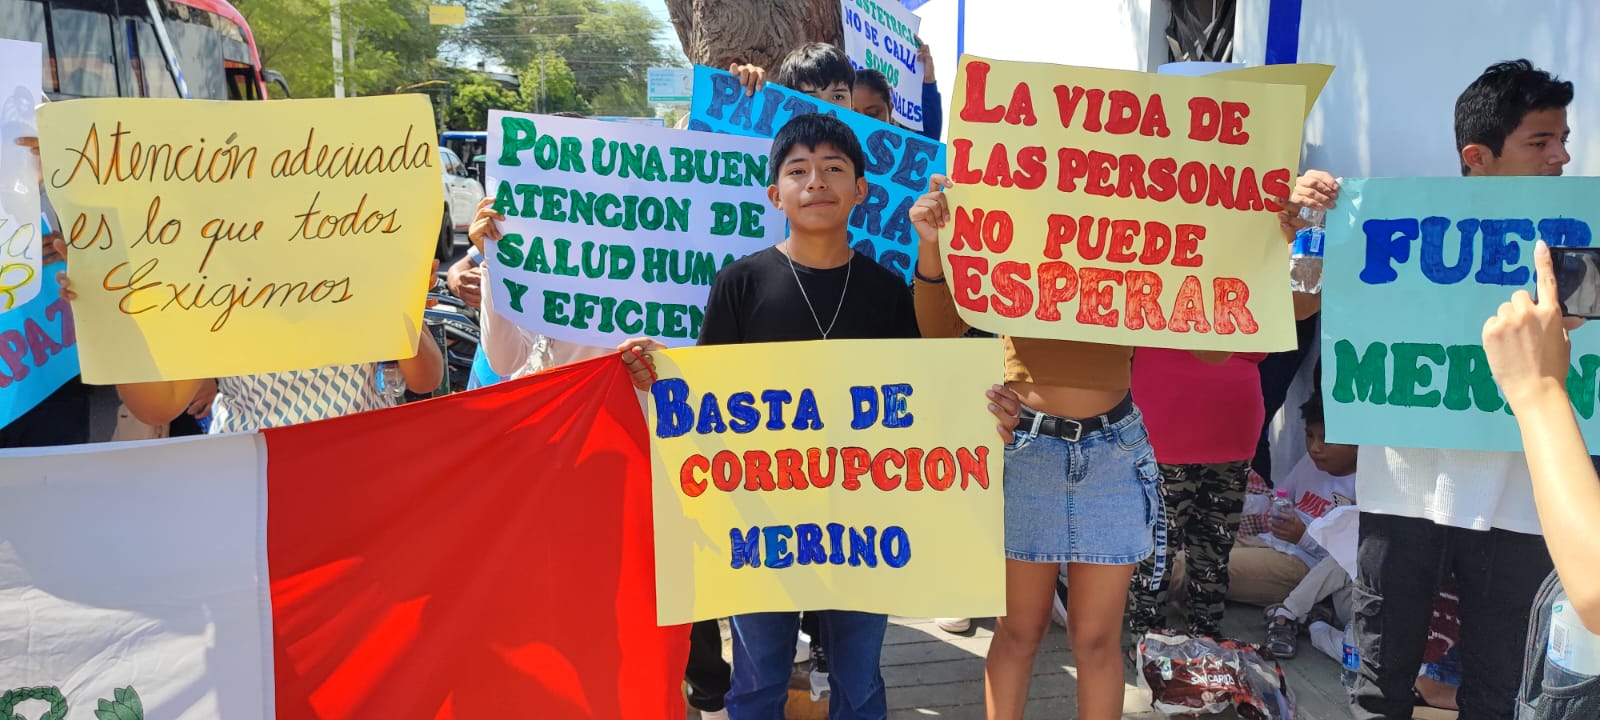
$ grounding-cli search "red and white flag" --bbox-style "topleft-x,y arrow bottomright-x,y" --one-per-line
0,356 -> 689,719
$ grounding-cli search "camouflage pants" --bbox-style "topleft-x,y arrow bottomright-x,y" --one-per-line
1127,460 -> 1249,643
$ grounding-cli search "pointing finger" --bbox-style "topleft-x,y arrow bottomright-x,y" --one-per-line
1534,240 -> 1559,312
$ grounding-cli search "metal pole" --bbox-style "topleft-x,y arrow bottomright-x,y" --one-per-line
143,0 -> 189,98
539,53 -> 547,114
330,0 -> 346,98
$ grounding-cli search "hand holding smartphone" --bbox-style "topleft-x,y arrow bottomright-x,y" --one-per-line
1548,247 -> 1600,319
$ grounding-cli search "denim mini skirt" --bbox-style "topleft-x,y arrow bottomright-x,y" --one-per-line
1002,401 -> 1163,567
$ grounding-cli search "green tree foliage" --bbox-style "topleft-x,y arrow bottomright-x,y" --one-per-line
458,0 -> 680,116
516,51 -> 586,115
235,0 -> 445,97
440,75 -> 519,130
236,0 -> 682,127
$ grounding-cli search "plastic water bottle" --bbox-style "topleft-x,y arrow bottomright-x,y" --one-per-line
1548,599 -> 1600,687
1341,622 -> 1360,695
1271,489 -> 1295,523
1289,206 -> 1326,294
377,361 -> 405,403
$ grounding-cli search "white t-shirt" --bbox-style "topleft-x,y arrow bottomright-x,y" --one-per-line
1356,446 -> 1542,536
1244,455 -> 1356,567
479,265 -> 610,379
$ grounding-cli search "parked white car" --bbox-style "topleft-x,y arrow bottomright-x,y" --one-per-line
436,146 -> 485,261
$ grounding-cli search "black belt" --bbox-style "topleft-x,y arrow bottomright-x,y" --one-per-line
1017,394 -> 1135,443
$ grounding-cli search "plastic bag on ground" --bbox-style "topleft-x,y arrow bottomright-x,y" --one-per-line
1136,630 -> 1296,719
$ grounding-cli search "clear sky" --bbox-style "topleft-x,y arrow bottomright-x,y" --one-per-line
636,0 -> 686,60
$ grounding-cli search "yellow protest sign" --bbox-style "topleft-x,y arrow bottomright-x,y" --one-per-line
1214,63 -> 1333,118
943,56 -> 1305,351
37,96 -> 442,384
647,339 -> 1006,624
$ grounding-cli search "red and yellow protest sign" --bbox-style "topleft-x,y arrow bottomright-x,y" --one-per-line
646,339 -> 1005,624
943,56 -> 1305,351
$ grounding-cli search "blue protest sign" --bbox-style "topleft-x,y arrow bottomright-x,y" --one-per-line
689,65 -> 947,283
1,262 -> 79,429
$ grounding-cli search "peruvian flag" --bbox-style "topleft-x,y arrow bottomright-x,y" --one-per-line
0,356 -> 689,719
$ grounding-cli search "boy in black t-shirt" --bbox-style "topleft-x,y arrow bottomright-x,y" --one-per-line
621,114 -> 1019,719
695,115 -> 919,345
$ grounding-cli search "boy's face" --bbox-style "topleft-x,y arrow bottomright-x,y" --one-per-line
1305,423 -> 1357,477
1467,107 -> 1571,177
852,86 -> 892,123
797,81 -> 853,110
767,141 -> 867,233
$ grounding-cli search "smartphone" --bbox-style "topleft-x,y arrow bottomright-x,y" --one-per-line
1549,247 -> 1600,318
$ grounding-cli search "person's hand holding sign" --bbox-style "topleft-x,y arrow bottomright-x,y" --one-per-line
1276,169 -> 1339,243
52,234 -> 72,301
727,62 -> 767,96
909,174 -> 953,265
467,197 -> 503,255
986,384 -> 1022,443
1483,240 -> 1585,409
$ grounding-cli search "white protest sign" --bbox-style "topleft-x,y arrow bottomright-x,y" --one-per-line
838,0 -> 924,130
485,111 -> 781,348
0,39 -> 42,313
648,67 -> 693,104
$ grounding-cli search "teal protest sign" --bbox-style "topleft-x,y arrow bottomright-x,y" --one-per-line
1321,176 -> 1599,451
1,262 -> 78,429
688,65 -> 946,283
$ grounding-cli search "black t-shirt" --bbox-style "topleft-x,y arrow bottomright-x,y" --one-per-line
698,246 -> 919,345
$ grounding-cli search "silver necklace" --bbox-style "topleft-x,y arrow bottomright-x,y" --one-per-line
785,242 -> 852,339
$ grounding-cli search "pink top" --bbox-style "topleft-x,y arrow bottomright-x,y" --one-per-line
1132,347 -> 1267,465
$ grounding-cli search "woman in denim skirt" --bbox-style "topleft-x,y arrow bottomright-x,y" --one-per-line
911,177 -> 1168,720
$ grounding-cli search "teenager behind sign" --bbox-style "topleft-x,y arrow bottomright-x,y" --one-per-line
1298,60 -> 1575,719
622,114 -> 1020,719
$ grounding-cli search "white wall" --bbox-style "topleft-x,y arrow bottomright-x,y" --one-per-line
914,0 -> 1171,138
1237,0 -> 1600,178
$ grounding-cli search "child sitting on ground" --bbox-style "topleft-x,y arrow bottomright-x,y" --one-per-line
1228,391 -> 1357,659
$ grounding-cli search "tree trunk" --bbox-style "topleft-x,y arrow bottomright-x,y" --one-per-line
666,0 -> 843,70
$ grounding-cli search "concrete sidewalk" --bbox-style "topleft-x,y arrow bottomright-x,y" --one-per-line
692,603 -> 1412,719
877,610 -> 1350,719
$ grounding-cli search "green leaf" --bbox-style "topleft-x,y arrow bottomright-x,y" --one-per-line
94,710 -> 119,720
97,699 -> 114,713
112,702 -> 138,720
121,687 -> 143,717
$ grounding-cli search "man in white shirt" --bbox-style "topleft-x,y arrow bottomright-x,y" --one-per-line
1288,59 -> 1574,720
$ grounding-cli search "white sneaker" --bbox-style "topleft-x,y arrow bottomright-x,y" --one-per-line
795,631 -> 811,664
700,710 -> 729,720
934,617 -> 972,633
809,668 -> 830,701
